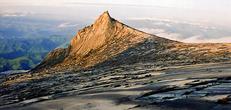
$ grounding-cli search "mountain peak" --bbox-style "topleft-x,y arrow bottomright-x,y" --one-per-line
33,11 -> 231,74
101,11 -> 111,18
33,11 -> 173,72
94,11 -> 114,26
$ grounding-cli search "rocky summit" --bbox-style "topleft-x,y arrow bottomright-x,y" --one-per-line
1,11 -> 231,110
33,11 -> 231,73
33,11 -> 173,72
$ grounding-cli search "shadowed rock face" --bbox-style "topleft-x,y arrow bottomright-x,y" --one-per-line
33,11 -> 231,73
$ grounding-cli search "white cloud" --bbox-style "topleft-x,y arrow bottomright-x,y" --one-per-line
183,35 -> 231,43
139,28 -> 183,41
57,22 -> 79,28
139,27 -> 231,43
0,12 -> 32,17
128,17 -> 216,30
139,28 -> 165,34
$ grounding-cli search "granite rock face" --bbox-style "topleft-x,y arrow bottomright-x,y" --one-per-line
33,11 -> 231,73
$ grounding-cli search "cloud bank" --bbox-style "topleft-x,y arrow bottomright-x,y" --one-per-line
139,28 -> 231,43
57,22 -> 79,28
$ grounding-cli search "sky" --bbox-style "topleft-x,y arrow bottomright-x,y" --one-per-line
0,0 -> 230,26
0,0 -> 230,8
0,0 -> 230,42
0,0 -> 230,20
1,0 -> 230,11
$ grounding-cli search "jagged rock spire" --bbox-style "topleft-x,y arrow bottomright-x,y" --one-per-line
95,11 -> 112,23
33,11 -> 154,72
93,11 -> 114,28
